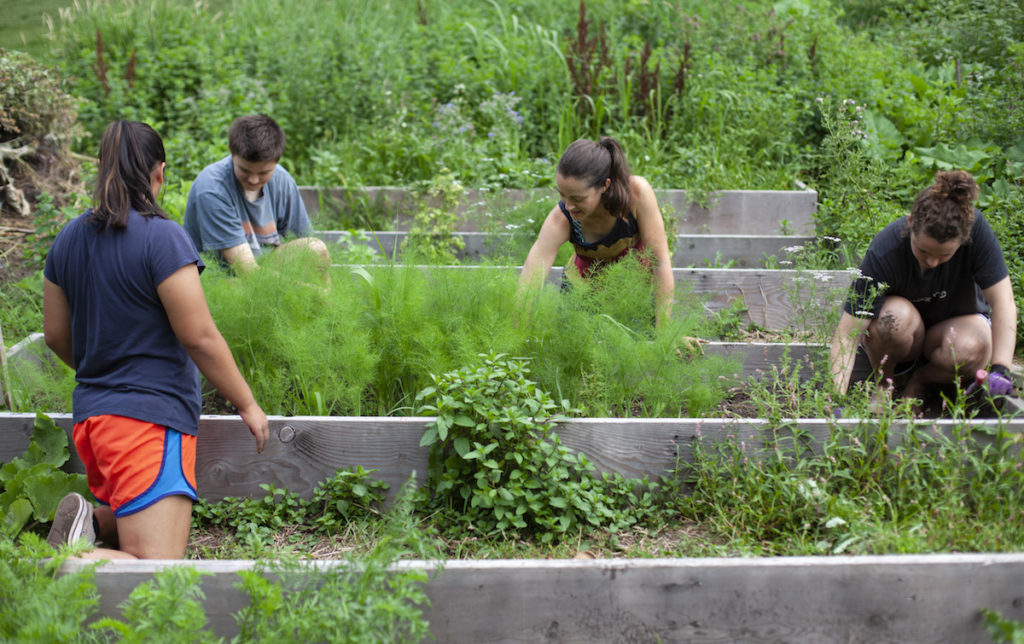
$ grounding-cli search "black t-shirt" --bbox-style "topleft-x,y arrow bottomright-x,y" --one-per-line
844,209 -> 1008,327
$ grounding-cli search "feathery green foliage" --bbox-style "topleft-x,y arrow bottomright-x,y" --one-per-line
0,532 -> 98,641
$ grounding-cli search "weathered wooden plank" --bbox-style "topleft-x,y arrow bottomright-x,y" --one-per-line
62,554 -> 1024,643
4,413 -> 1021,502
662,268 -> 852,330
0,413 -> 34,463
301,187 -> 817,235
318,230 -> 814,268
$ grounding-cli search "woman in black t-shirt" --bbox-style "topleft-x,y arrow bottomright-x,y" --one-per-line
830,170 -> 1017,405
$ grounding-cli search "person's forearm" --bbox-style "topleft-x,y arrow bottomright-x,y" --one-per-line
654,267 -> 674,324
830,330 -> 859,396
183,332 -> 259,413
990,302 -> 1017,367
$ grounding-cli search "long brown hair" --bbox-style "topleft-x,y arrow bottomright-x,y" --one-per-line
90,120 -> 167,229
557,137 -> 632,217
910,170 -> 978,242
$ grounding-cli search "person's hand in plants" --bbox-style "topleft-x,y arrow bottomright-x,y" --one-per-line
674,335 -> 707,358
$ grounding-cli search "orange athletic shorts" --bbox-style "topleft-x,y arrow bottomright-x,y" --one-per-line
72,415 -> 198,517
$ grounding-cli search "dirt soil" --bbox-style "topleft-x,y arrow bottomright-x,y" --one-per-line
0,203 -> 34,283
0,143 -> 84,284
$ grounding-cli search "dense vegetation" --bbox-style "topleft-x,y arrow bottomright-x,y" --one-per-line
1,0 -> 1020,336
2,3 -> 1023,638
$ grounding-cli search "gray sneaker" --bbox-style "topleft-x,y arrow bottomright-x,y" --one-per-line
46,492 -> 96,549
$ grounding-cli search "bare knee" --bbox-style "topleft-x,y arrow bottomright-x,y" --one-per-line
865,297 -> 923,361
928,324 -> 991,372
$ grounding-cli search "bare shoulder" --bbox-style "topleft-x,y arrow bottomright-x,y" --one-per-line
628,174 -> 660,211
629,175 -> 658,205
541,203 -> 570,233
629,174 -> 654,192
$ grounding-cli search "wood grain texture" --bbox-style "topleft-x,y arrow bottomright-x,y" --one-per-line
318,230 -> 814,268
300,187 -> 817,235
4,412 -> 1021,502
63,553 -> 1024,643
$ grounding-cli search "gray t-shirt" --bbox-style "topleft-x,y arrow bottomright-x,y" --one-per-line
184,155 -> 311,257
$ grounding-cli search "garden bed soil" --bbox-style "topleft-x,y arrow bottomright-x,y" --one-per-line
185,520 -> 713,561
0,203 -> 34,284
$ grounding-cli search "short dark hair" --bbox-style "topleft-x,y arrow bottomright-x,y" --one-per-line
228,114 -> 286,162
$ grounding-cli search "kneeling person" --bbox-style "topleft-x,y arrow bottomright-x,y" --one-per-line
185,114 -> 327,272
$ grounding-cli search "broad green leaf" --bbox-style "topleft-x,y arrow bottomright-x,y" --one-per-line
23,413 -> 70,469
1,498 -> 33,536
452,414 -> 476,427
418,427 -> 438,447
25,470 -> 86,522
453,437 -> 470,457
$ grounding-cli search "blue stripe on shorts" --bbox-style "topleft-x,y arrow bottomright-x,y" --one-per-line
115,428 -> 199,517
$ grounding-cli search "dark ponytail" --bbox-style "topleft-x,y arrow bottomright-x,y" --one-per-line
909,170 -> 978,243
90,120 -> 167,229
557,136 -> 633,217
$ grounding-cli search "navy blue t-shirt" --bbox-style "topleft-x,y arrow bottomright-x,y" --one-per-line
44,209 -> 206,434
843,210 -> 1008,328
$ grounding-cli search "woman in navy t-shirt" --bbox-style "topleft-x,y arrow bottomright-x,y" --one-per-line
43,121 -> 269,559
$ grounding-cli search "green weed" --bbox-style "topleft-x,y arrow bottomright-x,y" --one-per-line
415,353 -> 661,542
984,609 -> 1024,644
192,467 -> 390,554
0,532 -> 98,641
676,394 -> 1024,555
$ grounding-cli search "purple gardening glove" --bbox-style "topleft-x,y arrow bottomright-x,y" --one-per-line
987,364 -> 1016,397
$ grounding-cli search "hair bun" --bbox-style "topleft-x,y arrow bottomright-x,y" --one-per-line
932,170 -> 978,206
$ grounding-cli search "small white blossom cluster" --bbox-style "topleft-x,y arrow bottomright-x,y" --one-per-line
843,99 -> 868,140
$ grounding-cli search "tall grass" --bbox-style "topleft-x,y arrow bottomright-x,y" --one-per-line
678,408 -> 1024,555
44,0 -> 926,195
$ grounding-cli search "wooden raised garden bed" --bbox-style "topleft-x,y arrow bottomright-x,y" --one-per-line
59,553 -> 1024,642
2,410 -> 1022,641
299,186 -> 819,235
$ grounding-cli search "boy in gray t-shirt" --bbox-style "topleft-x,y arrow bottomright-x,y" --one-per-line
184,114 -> 327,272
